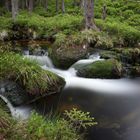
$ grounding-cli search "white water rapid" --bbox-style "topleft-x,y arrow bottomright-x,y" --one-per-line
1,51 -> 140,120
0,94 -> 32,120
28,52 -> 140,95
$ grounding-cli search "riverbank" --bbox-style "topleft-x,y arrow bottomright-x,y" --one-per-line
0,0 -> 140,140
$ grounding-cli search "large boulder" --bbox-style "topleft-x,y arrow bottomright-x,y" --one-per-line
49,45 -> 88,69
0,52 -> 65,106
77,59 -> 123,79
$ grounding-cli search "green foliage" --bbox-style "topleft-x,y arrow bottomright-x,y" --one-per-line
0,0 -> 139,47
27,108 -> 97,140
27,112 -> 82,140
0,102 -> 97,140
0,16 -> 12,31
0,51 -> 64,94
14,12 -> 83,37
54,30 -> 113,49
0,102 -> 15,139
64,108 -> 97,130
96,18 -> 140,46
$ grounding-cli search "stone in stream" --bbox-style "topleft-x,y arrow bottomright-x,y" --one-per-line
0,81 -> 30,107
49,45 -> 88,69
77,59 -> 123,79
0,78 -> 65,107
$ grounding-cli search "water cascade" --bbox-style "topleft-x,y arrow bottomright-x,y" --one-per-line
24,51 -> 140,140
0,95 -> 32,120
1,50 -> 140,140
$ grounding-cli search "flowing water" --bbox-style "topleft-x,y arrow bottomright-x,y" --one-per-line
1,50 -> 140,140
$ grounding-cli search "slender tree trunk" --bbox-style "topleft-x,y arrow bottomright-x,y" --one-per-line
29,0 -> 33,13
80,0 -> 84,9
21,0 -> 25,9
56,0 -> 59,13
15,0 -> 19,13
61,0 -> 65,14
84,0 -> 98,30
45,0 -> 48,11
5,0 -> 10,11
11,0 -> 18,21
25,0 -> 28,9
102,4 -> 107,20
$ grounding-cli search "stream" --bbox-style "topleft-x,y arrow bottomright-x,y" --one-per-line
1,50 -> 140,140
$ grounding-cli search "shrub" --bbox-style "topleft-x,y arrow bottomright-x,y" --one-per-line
64,108 -> 97,130
27,112 -> 82,140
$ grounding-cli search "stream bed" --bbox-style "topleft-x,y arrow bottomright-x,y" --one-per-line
1,50 -> 140,140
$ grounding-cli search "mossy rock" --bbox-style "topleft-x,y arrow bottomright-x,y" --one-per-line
112,48 -> 140,64
0,81 -> 30,106
0,52 -> 65,104
100,50 -> 120,60
77,59 -> 123,79
49,45 -> 88,69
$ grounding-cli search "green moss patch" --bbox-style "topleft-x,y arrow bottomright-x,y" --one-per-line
77,59 -> 123,79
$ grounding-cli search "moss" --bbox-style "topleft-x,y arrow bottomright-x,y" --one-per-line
0,51 -> 65,95
112,48 -> 140,64
100,50 -> 120,60
50,45 -> 88,69
77,59 -> 123,79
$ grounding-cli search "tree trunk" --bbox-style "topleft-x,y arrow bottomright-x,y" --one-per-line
45,0 -> 48,11
29,0 -> 33,13
15,0 -> 19,13
56,0 -> 59,13
5,0 -> 10,11
80,0 -> 84,9
102,4 -> 107,20
84,0 -> 99,30
61,0 -> 65,14
11,0 -> 18,21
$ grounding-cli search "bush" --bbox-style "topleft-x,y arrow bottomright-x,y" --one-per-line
27,112 -> 82,140
0,107 -> 97,140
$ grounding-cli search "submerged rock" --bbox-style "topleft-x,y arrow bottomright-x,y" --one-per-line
0,77 -> 65,106
77,59 -> 123,79
0,81 -> 30,106
49,45 -> 88,69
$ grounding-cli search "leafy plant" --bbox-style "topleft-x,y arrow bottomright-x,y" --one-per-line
64,108 -> 97,130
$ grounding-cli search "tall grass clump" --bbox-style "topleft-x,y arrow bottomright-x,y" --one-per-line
0,51 -> 65,95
